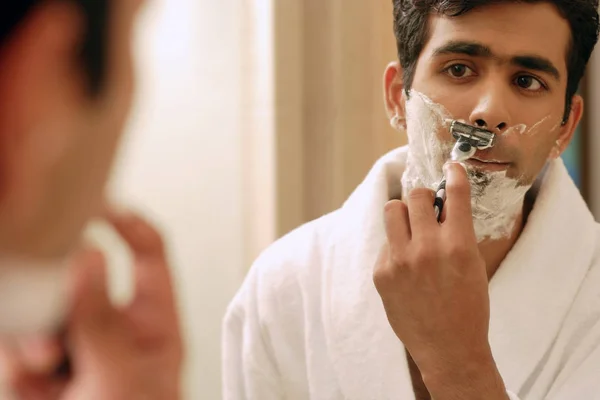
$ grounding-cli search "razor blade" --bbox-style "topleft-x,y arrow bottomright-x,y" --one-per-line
449,121 -> 496,150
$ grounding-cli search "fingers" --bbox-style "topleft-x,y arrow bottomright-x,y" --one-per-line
384,187 -> 438,248
439,202 -> 448,224
102,207 -> 180,346
0,342 -> 28,391
103,208 -> 173,302
0,336 -> 66,400
0,250 -> 110,399
66,248 -> 127,380
443,163 -> 476,240
0,336 -> 62,380
405,188 -> 438,237
384,200 -> 411,248
103,208 -> 167,261
69,249 -> 115,337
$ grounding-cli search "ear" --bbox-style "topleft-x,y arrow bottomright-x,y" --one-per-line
0,0 -> 85,125
549,95 -> 583,160
0,1 -> 85,187
383,61 -> 407,121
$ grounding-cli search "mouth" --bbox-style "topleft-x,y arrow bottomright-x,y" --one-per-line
466,158 -> 511,171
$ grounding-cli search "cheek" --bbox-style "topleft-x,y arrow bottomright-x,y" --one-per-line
410,91 -> 475,144
513,137 -> 557,180
410,70 -> 476,118
421,91 -> 474,122
503,116 -> 563,159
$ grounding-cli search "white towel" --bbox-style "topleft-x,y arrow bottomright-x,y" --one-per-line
223,145 -> 600,400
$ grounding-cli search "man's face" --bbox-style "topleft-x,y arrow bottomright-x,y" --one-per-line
404,2 -> 580,186
0,0 -> 144,258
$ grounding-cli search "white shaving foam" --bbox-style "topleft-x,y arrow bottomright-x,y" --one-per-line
504,124 -> 527,136
526,115 -> 551,134
400,91 -> 531,242
503,115 -> 562,137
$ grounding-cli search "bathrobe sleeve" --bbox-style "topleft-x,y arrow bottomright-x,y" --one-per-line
222,266 -> 283,400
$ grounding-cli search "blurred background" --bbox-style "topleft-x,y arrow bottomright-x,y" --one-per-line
85,0 -> 600,399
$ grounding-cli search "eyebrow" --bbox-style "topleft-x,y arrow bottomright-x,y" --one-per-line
433,41 -> 493,58
512,56 -> 560,80
432,41 -> 561,81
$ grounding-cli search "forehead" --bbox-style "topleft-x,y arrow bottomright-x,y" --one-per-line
420,2 -> 571,77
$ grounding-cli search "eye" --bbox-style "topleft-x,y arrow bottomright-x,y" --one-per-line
515,75 -> 545,91
445,64 -> 476,78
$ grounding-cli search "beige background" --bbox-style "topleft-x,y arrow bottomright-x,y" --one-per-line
273,0 -> 405,235
241,0 -> 405,265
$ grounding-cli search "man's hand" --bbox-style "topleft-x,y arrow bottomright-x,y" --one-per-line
0,209 -> 183,400
373,163 -> 507,400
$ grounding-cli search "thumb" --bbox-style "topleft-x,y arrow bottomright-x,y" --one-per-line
443,162 -> 476,239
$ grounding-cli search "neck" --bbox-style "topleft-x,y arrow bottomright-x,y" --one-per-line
477,211 -> 525,280
478,185 -> 538,280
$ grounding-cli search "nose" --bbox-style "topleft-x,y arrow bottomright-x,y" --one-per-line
468,83 -> 512,133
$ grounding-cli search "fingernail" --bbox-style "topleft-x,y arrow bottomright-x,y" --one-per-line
445,161 -> 467,173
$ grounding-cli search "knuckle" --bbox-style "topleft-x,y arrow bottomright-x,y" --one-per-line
407,188 -> 435,203
384,199 -> 406,216
445,242 -> 471,263
127,317 -> 171,352
411,243 -> 438,266
447,178 -> 471,198
373,266 -> 394,291
373,247 -> 406,291
389,249 -> 409,270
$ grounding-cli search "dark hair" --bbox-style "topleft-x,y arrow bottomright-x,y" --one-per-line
0,0 -> 109,95
392,0 -> 600,122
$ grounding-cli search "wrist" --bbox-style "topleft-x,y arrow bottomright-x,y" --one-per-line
417,346 -> 508,400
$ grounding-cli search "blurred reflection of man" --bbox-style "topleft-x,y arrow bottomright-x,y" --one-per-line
0,1 -> 183,399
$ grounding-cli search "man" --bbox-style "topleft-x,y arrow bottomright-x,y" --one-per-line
223,1 -> 600,399
0,1 -> 182,399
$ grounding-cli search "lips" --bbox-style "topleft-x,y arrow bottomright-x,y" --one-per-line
468,148 -> 512,166
470,156 -> 509,163
466,158 -> 510,171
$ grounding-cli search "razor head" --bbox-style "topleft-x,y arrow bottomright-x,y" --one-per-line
449,121 -> 496,150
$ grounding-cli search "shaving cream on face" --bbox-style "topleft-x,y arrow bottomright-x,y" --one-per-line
400,90 -> 532,242
401,92 -> 454,194
503,115 -> 562,137
503,124 -> 527,136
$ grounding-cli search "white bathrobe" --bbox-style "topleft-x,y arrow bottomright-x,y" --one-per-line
223,146 -> 600,400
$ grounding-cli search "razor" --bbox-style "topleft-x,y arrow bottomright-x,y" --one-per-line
434,121 -> 497,222
449,120 -> 496,150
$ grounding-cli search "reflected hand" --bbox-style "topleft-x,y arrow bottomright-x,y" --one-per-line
0,209 -> 183,400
